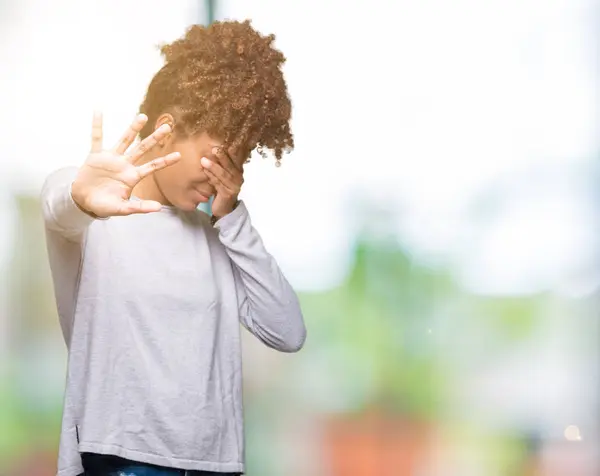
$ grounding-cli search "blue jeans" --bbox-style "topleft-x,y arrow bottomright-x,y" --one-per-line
80,453 -> 242,476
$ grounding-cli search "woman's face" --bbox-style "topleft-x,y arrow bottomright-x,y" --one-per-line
153,131 -> 248,211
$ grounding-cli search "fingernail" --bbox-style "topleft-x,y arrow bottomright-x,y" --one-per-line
201,157 -> 211,167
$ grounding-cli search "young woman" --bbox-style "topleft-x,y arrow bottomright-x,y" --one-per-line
42,20 -> 306,476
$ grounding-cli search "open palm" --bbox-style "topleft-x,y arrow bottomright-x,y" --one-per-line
71,112 -> 180,218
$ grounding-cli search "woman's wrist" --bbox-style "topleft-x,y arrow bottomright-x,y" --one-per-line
211,199 -> 240,225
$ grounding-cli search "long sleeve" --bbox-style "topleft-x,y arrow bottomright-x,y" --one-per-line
215,201 -> 307,353
41,167 -> 95,242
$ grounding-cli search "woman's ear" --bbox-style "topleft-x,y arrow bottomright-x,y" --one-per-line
155,113 -> 175,147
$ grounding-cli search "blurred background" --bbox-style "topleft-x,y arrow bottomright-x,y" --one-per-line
1,0 -> 599,474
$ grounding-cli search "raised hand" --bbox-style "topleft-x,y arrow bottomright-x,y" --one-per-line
71,112 -> 181,218
200,147 -> 244,219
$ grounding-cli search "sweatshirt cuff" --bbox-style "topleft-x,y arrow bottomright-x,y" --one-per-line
42,166 -> 97,231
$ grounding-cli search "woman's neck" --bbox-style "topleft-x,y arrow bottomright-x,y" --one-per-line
132,175 -> 171,206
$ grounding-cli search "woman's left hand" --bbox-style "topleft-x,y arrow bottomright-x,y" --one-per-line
201,147 -> 244,219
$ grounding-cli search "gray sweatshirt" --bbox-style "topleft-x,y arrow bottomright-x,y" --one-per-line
41,167 -> 306,476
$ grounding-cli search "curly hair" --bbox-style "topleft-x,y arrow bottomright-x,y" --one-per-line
138,20 -> 293,165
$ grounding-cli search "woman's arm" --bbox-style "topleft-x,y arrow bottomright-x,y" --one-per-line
41,167 -> 96,242
215,202 -> 307,353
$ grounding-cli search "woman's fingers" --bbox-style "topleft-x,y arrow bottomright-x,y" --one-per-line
118,199 -> 164,216
90,111 -> 103,153
135,152 -> 181,180
113,114 -> 148,155
201,157 -> 241,194
211,146 -> 243,172
126,124 -> 172,164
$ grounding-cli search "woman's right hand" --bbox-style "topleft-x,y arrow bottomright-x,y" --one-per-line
71,112 -> 180,218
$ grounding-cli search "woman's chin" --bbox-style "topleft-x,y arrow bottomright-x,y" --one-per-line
174,191 -> 211,211
179,204 -> 199,212
173,198 -> 202,212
